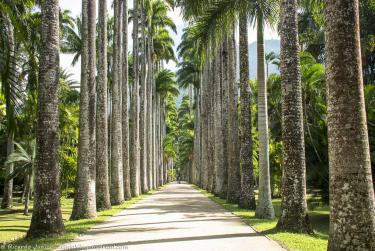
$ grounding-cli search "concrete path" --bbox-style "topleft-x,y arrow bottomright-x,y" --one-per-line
57,183 -> 284,251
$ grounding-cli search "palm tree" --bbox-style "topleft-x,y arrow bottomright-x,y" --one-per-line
276,0 -> 311,232
212,47 -> 225,197
325,0 -> 375,249
5,140 -> 36,215
220,38 -> 229,198
0,14 -> 15,210
111,0 -> 125,205
265,51 -> 277,77
96,0 -> 111,211
60,16 -> 82,66
239,14 -> 256,210
178,0 -> 275,209
253,2 -> 278,219
143,0 -> 177,190
139,2 -> 149,194
177,51 -> 202,185
226,31 -> 241,203
147,1 -> 177,189
156,70 -> 179,186
27,0 -> 65,237
131,0 -> 141,197
71,0 -> 97,220
122,0 -> 132,200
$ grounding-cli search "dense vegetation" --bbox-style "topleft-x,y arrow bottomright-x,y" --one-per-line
0,0 -> 374,250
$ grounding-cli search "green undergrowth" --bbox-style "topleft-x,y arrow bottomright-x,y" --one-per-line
0,189 -> 158,251
195,186 -> 329,251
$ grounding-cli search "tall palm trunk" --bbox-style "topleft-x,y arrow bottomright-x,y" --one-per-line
1,15 -> 15,210
239,15 -> 256,210
27,0 -> 65,237
276,0 -> 311,232
2,134 -> 14,209
213,48 -> 225,197
111,0 -> 124,205
220,39 -> 229,199
130,0 -> 140,197
96,0 -> 111,211
193,87 -> 201,185
197,80 -> 203,187
255,16 -> 275,218
71,0 -> 97,220
325,0 -> 375,249
158,98 -> 164,186
158,97 -> 165,186
207,53 -> 215,193
147,37 -> 154,190
139,6 -> 149,194
122,0 -> 132,200
201,58 -> 210,190
226,31 -> 241,203
153,93 -> 157,188
23,168 -> 33,216
152,68 -> 157,189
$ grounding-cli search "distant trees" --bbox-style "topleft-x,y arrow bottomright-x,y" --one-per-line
0,0 -> 374,248
176,0 -> 375,245
64,0 -> 177,221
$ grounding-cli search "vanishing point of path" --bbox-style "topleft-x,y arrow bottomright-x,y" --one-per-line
57,183 -> 284,251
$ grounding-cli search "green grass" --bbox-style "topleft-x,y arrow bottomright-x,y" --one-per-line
195,186 -> 329,251
0,190 -> 157,251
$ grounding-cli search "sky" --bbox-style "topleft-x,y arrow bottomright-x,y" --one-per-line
59,0 -> 279,81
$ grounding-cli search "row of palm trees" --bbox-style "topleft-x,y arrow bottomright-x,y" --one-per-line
176,0 -> 375,250
26,0 -> 178,238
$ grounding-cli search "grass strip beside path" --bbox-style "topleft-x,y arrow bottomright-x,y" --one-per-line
0,189 -> 157,251
194,186 -> 328,251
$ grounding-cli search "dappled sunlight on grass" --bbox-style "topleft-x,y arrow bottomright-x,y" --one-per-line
195,186 -> 328,251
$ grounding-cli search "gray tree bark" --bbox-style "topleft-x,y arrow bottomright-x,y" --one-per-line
146,32 -> 153,190
96,0 -> 111,211
130,0 -> 140,197
158,98 -> 164,186
71,0 -> 97,220
220,39 -> 229,199
152,69 -> 157,189
207,52 -> 215,193
111,0 -> 124,205
139,6 -> 149,194
213,48 -> 225,197
1,15 -> 15,210
201,58 -> 210,190
276,0 -> 311,232
226,31 -> 241,204
27,0 -> 65,237
255,16 -> 275,219
122,0 -> 132,201
325,0 -> 375,249
193,87 -> 201,185
2,134 -> 14,209
239,15 -> 256,210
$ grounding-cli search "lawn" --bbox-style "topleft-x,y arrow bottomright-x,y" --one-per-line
196,187 -> 329,251
0,191 -> 156,251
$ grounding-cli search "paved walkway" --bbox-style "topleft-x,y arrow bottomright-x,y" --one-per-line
57,183 -> 284,251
